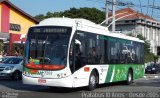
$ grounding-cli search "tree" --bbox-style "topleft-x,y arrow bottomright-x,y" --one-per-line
62,7 -> 105,24
45,12 -> 54,18
34,14 -> 45,21
34,7 -> 105,24
136,35 -> 157,63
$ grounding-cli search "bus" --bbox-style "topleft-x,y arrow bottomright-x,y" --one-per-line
23,18 -> 144,91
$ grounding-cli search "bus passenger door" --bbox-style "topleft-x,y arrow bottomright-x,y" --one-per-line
69,38 -> 83,73
69,32 -> 89,87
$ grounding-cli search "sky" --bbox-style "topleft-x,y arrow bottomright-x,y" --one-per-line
9,0 -> 104,16
9,0 -> 160,21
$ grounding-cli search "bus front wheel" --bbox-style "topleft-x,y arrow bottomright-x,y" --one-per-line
87,71 -> 97,91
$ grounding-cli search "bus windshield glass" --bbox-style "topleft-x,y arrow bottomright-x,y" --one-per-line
25,26 -> 72,70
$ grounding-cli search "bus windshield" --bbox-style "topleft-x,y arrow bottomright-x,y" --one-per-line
25,26 -> 72,70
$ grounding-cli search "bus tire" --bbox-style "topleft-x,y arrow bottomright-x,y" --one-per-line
126,70 -> 133,85
87,71 -> 97,91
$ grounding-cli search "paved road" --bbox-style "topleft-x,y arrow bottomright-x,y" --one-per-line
0,74 -> 160,98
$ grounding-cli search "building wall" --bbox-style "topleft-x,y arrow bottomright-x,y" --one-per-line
119,24 -> 135,31
0,2 -> 37,55
0,4 -> 1,32
0,4 -> 1,53
158,29 -> 160,46
115,21 -> 160,56
136,25 -> 158,55
9,6 -> 36,54
109,24 -> 136,34
1,3 -> 9,33
9,7 -> 35,34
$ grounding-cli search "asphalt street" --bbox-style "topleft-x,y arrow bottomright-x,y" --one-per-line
0,74 -> 160,98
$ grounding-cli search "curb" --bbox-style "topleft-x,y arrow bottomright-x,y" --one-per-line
143,75 -> 160,79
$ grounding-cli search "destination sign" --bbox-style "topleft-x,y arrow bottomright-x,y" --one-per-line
33,28 -> 67,33
30,26 -> 70,33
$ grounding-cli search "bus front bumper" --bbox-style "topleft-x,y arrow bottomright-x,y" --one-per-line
22,74 -> 74,88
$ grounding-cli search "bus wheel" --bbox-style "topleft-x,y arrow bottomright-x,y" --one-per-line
126,70 -> 133,85
87,71 -> 97,91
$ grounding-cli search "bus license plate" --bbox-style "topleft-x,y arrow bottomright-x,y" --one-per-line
38,79 -> 46,84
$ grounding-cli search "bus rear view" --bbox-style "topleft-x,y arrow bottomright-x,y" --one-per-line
23,25 -> 73,87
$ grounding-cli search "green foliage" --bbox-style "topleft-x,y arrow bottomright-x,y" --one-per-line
12,43 -> 24,56
45,11 -> 63,18
137,35 -> 150,56
12,43 -> 16,55
34,7 -> 105,24
144,53 -> 155,63
34,14 -> 45,21
136,35 -> 158,63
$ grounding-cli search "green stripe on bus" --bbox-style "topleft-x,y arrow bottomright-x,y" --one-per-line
104,64 -> 144,83
105,65 -> 114,83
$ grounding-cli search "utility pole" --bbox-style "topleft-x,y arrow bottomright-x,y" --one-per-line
103,0 -> 134,30
112,0 -> 116,32
105,0 -> 109,25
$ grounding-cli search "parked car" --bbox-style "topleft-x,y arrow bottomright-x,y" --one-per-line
145,64 -> 160,74
0,57 -> 8,63
0,56 -> 23,80
0,56 -> 15,63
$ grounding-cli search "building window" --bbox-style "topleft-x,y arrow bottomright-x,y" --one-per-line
10,23 -> 21,31
157,47 -> 160,56
132,20 -> 136,23
125,20 -> 129,23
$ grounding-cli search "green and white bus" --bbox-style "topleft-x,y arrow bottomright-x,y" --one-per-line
23,18 -> 144,90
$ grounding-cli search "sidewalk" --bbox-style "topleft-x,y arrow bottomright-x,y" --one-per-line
143,74 -> 160,79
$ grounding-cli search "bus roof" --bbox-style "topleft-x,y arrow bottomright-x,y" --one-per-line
33,17 -> 144,43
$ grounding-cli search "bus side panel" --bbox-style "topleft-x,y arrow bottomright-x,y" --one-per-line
104,64 -> 144,83
132,64 -> 145,79
72,65 -> 109,87
72,66 -> 92,87
72,64 -> 145,87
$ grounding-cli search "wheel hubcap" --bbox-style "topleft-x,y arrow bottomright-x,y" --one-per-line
14,73 -> 19,80
90,75 -> 96,86
128,73 -> 131,82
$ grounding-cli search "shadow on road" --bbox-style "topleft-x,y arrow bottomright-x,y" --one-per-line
0,78 -> 160,93
38,82 -> 127,93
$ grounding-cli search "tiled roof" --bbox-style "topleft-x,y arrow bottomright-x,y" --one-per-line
109,8 -> 155,21
0,0 -> 39,23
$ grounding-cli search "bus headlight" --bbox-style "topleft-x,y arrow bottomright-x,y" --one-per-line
57,74 -> 60,78
57,73 -> 67,78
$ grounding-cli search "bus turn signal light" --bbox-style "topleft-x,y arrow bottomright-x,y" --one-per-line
84,67 -> 90,72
